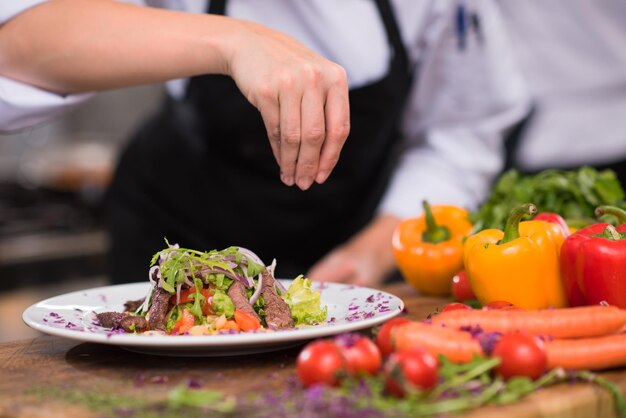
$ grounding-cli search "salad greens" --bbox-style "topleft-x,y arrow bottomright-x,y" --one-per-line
281,275 -> 328,326
151,241 -> 264,295
135,242 -> 328,333
470,166 -> 626,232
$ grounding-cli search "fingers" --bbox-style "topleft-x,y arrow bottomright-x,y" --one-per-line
296,83 -> 326,190
276,64 -> 348,190
257,90 -> 281,166
317,73 -> 350,184
277,80 -> 301,187
228,23 -> 349,188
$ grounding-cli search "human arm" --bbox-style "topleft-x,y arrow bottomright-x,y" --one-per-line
307,0 -> 531,286
0,0 -> 350,189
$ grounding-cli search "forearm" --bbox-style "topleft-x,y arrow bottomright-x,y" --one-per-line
0,0 -> 242,93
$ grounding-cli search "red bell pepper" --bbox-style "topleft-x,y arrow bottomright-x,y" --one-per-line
534,212 -> 570,237
560,206 -> 626,308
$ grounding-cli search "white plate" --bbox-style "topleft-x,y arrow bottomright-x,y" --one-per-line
23,281 -> 404,356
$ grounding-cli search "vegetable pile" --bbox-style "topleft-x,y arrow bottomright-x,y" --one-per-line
293,303 -> 626,417
470,166 -> 626,232
95,242 -> 327,335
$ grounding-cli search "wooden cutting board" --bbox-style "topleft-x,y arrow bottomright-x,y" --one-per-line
1,282 -> 624,418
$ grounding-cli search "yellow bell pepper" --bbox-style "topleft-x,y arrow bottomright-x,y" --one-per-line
392,201 -> 472,296
463,203 -> 568,310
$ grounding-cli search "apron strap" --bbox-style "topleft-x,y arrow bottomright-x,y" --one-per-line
374,0 -> 409,72
208,0 -> 226,15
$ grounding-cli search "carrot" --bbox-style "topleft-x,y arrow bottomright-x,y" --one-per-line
392,321 -> 483,363
431,305 -> 626,339
545,333 -> 626,370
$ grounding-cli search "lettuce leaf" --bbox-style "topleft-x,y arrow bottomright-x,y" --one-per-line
282,275 -> 327,326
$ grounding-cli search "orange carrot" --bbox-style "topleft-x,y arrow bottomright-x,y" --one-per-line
431,305 -> 626,339
393,321 -> 483,363
545,333 -> 626,371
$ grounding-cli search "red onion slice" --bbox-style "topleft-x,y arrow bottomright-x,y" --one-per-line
236,247 -> 265,266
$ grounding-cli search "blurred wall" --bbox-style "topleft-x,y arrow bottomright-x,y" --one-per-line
0,84 -> 165,184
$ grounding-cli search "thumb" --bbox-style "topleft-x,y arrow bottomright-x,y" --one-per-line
306,252 -> 355,283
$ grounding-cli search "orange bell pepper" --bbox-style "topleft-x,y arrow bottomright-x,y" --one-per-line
464,203 -> 568,310
392,201 -> 472,296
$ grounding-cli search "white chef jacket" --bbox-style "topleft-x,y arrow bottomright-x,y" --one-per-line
0,0 -> 530,219
498,0 -> 626,170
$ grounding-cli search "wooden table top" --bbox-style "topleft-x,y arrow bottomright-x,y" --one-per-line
1,282 -> 625,418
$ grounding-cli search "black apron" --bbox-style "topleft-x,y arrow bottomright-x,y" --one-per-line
105,0 -> 414,283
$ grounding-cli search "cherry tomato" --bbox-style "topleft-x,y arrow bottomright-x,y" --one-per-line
492,332 -> 547,381
375,317 -> 412,357
451,270 -> 475,302
384,348 -> 439,397
483,300 -> 516,310
440,302 -> 473,313
334,334 -> 382,375
297,340 -> 347,387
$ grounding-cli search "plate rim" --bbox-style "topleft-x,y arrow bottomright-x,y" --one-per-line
22,281 -> 405,350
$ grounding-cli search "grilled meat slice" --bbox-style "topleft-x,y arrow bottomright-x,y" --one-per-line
261,270 -> 293,329
123,298 -> 145,313
228,280 -> 260,321
119,315 -> 149,333
95,311 -> 124,328
147,287 -> 171,331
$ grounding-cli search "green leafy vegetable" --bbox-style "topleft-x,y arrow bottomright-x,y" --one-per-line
281,275 -> 327,325
165,305 -> 181,332
168,384 -> 236,412
151,241 -> 264,295
186,278 -> 207,319
471,167 -> 626,232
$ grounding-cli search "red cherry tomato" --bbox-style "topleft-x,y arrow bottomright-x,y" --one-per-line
483,300 -> 516,310
384,348 -> 439,397
334,334 -> 382,375
440,302 -> 473,313
451,270 -> 475,302
297,340 -> 347,387
375,317 -> 412,357
492,332 -> 547,381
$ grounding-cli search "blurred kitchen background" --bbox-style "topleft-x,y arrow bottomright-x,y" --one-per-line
0,84 -> 164,342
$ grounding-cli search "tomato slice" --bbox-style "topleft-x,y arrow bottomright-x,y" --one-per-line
234,309 -> 261,332
171,308 -> 195,335
170,287 -> 213,315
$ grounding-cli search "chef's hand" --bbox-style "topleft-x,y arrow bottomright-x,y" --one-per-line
306,215 -> 401,287
226,21 -> 350,191
0,2 -> 349,190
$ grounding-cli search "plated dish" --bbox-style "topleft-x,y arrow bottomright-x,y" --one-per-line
22,280 -> 404,356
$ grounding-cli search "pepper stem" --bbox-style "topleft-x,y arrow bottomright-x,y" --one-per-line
421,200 -> 451,244
595,205 -> 626,225
499,203 -> 537,245
602,225 -> 622,241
